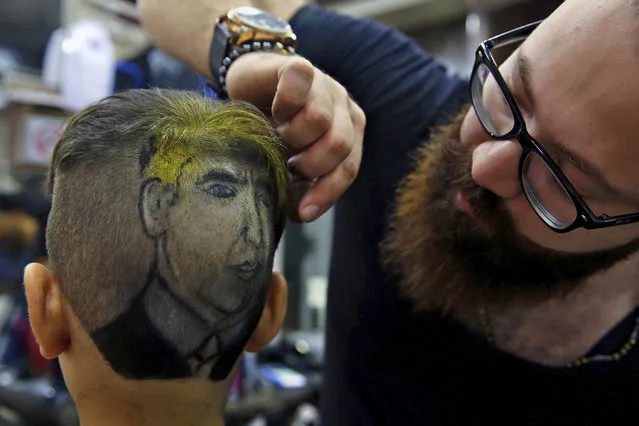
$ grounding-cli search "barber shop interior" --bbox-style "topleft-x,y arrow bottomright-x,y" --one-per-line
3,0 -> 639,425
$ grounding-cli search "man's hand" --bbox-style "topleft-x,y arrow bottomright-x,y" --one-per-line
226,53 -> 366,222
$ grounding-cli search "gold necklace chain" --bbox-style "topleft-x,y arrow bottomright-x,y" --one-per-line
478,308 -> 639,368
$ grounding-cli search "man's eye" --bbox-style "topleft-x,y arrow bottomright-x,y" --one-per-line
259,191 -> 273,207
207,184 -> 236,198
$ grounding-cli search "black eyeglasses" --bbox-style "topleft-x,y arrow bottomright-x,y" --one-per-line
470,20 -> 639,233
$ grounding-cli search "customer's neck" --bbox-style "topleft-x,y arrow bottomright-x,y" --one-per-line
73,380 -> 226,426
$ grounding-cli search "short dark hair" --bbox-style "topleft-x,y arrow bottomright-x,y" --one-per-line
47,89 -> 287,340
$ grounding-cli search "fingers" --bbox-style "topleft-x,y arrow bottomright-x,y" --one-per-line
293,90 -> 365,221
297,131 -> 364,222
275,69 -> 333,153
225,52 -> 366,222
286,176 -> 315,222
287,108 -> 350,178
281,69 -> 365,221
272,58 -> 315,123
226,53 -> 313,114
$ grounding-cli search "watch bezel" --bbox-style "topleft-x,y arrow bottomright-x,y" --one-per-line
228,6 -> 292,35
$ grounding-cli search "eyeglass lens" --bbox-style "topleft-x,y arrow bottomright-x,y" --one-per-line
472,59 -> 579,230
471,62 -> 515,137
521,151 -> 578,230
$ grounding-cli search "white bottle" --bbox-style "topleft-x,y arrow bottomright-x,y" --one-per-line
42,28 -> 66,89
60,21 -> 115,112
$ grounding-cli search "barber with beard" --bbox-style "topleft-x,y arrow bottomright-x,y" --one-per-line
139,0 -> 639,424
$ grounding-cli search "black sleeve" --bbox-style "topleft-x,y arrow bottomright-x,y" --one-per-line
290,5 -> 468,136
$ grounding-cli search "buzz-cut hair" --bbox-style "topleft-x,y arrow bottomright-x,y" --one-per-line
46,89 -> 288,332
48,89 -> 288,212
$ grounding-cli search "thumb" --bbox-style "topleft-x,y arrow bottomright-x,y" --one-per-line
225,52 -> 314,121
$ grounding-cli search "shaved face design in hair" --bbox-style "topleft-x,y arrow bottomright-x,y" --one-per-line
46,90 -> 288,381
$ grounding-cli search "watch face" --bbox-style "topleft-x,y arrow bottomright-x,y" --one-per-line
232,6 -> 290,34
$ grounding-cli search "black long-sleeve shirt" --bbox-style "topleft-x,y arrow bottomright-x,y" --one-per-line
291,5 -> 639,425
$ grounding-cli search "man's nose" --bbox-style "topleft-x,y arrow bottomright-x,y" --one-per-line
461,107 -> 523,199
241,225 -> 263,247
471,140 -> 522,199
241,196 -> 264,248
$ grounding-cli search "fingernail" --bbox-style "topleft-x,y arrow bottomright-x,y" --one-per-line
300,204 -> 319,221
287,156 -> 300,175
274,110 -> 290,124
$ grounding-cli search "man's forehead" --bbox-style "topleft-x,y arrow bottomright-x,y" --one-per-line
507,0 -> 639,199
200,146 -> 272,178
169,142 -> 272,187
504,0 -> 638,91
203,141 -> 271,168
514,0 -> 639,122
536,0 -> 636,50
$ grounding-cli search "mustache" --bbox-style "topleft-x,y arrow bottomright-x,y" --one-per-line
383,107 -> 639,313
430,118 -> 551,253
423,117 -> 510,240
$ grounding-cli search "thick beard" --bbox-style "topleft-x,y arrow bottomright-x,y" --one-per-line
382,108 -> 639,314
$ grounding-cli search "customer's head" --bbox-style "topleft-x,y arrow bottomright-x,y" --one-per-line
23,90 -> 289,409
384,0 -> 639,311
138,98 -> 285,334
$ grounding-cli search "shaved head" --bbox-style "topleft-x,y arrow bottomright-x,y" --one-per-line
47,89 -> 289,381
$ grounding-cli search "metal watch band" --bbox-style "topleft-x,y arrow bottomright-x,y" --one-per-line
214,40 -> 296,99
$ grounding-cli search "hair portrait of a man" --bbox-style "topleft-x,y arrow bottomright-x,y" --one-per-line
45,90 -> 289,382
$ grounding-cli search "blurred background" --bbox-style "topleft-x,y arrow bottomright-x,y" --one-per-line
0,0 -> 562,425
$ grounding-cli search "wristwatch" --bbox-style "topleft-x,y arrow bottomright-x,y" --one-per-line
209,6 -> 298,97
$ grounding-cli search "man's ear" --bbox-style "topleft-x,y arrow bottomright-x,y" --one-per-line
245,272 -> 288,352
23,263 -> 70,359
141,178 -> 178,237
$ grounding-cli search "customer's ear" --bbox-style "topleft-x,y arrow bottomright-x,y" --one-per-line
245,271 -> 288,352
23,263 -> 70,359
141,178 -> 177,237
